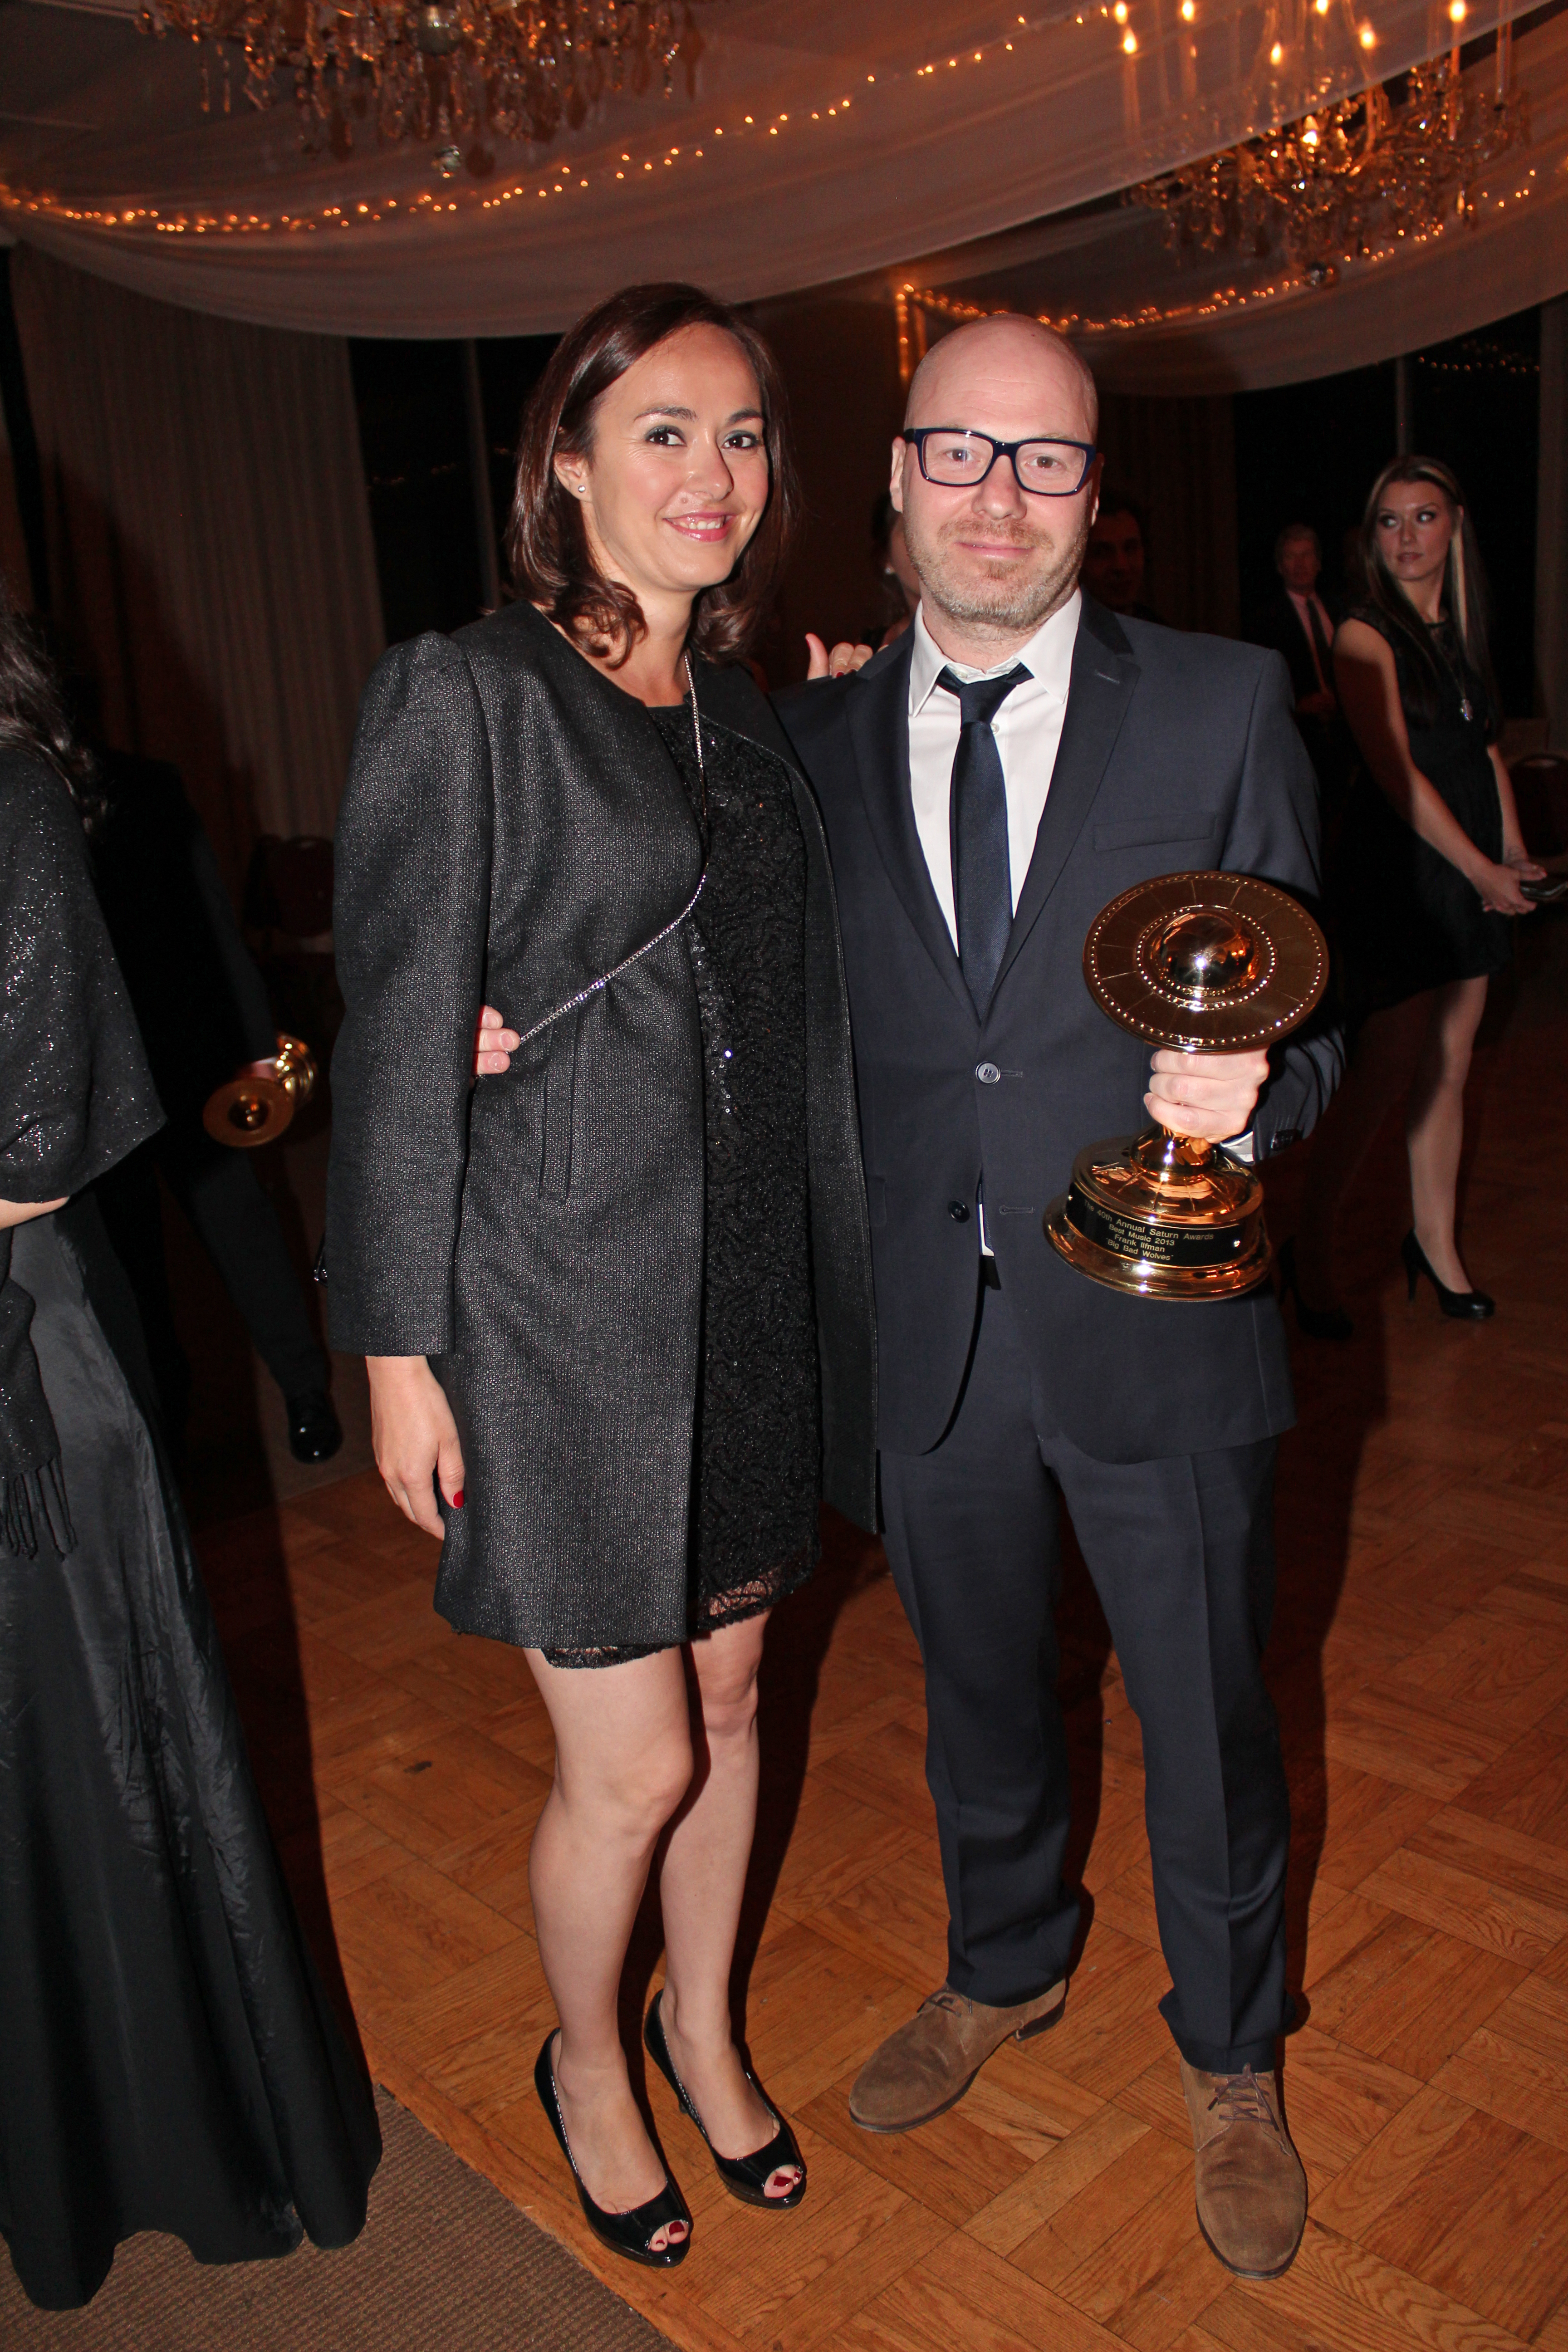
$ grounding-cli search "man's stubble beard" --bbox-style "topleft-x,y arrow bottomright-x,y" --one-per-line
903,500 -> 1093,639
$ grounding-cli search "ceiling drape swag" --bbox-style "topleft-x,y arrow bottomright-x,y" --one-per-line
10,247 -> 385,880
3,0 -> 1560,363
894,7 -> 1568,392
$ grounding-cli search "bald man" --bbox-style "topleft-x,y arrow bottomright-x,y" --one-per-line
776,317 -> 1339,2281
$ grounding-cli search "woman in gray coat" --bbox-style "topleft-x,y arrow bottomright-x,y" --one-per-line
326,287 -> 874,2266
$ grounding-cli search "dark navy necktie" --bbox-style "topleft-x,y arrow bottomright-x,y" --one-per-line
937,664 -> 1031,1015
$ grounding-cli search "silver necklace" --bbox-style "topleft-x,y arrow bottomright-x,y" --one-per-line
683,652 -> 706,820
1426,619 -> 1475,723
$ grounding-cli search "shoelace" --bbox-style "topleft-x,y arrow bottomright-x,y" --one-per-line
1208,2066 -> 1280,2133
923,1988 -> 970,2019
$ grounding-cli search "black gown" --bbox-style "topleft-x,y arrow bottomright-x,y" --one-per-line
544,703 -> 820,1663
0,749 -> 380,2309
1334,608 -> 1511,1014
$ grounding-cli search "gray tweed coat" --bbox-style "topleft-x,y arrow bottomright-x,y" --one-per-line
326,599 -> 876,1652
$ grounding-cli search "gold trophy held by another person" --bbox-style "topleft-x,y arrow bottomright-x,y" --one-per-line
1045,872 -> 1328,1298
201,1033 -> 318,1150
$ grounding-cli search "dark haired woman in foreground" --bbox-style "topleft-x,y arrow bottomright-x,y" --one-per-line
0,574 -> 379,2310
328,286 -> 874,2265
1284,457 -> 1542,1334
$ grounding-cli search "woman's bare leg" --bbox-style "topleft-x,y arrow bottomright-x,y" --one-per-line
657,1609 -> 803,2199
1294,992 -> 1434,1307
525,1644 -> 694,2247
1406,975 -> 1489,1291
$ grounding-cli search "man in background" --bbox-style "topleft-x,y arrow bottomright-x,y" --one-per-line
1248,523 -> 1352,822
90,752 -> 342,1466
1078,487 -> 1160,619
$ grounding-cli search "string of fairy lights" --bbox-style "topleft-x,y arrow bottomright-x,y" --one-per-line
896,130 -> 1543,365
0,0 -> 1550,351
0,4 -> 1519,245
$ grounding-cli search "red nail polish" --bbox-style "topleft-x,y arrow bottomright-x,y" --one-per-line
452,1490 -> 465,1508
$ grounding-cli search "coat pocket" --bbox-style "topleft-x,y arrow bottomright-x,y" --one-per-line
539,1010 -> 580,1201
1092,811 -> 1220,853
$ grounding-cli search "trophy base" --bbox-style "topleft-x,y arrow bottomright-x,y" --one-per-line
1044,1125 -> 1271,1300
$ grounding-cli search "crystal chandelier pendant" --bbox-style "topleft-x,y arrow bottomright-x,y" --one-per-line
137,0 -> 713,165
1129,39 -> 1528,281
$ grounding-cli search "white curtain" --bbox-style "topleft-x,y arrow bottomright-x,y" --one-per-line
5,0 -> 1551,354
11,248 -> 384,883
0,375 -> 34,610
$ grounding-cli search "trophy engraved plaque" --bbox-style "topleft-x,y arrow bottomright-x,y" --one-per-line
201,1033 -> 318,1149
1044,872 -> 1328,1299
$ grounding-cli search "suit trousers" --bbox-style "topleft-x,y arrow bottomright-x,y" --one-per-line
97,1127 -> 328,1434
879,1278 -> 1291,2073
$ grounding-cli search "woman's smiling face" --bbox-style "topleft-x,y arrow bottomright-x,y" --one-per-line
554,324 -> 771,609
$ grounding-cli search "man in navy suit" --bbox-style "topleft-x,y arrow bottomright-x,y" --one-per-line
776,316 -> 1339,2282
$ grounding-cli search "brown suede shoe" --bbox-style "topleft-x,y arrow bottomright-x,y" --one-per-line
849,1980 -> 1067,2133
1181,2058 -> 1307,2279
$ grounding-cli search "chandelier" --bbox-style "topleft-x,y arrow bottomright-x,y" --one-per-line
1129,49 -> 1527,285
138,0 -> 710,162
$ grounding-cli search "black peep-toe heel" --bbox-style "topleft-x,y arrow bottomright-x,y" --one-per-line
534,2033 -> 692,2268
645,1989 -> 807,2211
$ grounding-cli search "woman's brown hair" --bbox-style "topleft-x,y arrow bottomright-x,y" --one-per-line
1356,455 -> 1497,729
506,283 -> 797,667
0,569 -> 100,826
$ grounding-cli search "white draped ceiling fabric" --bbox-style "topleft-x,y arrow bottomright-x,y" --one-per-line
901,1 -> 1568,391
3,0 -> 1565,389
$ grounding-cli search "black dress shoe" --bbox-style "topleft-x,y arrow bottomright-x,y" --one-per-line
286,1389 -> 343,1463
1401,1230 -> 1494,1320
1275,1237 -> 1353,1342
645,1989 -> 806,2210
534,2034 -> 692,2268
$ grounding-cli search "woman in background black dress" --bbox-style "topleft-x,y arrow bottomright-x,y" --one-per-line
0,576 -> 379,2309
1284,459 -> 1543,1333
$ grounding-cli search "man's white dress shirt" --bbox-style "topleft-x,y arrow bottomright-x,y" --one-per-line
907,591 -> 1081,947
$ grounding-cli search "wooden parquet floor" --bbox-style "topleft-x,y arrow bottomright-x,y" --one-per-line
200,921 -> 1568,2352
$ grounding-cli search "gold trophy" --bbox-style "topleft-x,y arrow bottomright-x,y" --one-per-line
201,1033 -> 318,1149
1044,872 -> 1328,1299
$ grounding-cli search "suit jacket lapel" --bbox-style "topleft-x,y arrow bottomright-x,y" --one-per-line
846,637 -> 975,1022
994,599 -> 1139,994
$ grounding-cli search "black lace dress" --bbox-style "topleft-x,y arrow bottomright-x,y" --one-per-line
546,705 -> 819,1662
1334,608 -> 1511,1014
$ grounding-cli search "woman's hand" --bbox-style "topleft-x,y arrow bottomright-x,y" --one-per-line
475,1004 -> 518,1078
1146,1048 -> 1270,1143
367,1356 -> 465,1537
805,635 -> 875,681
1476,855 -> 1544,916
0,1195 -> 67,1232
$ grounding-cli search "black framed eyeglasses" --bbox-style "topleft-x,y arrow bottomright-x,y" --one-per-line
901,427 -> 1098,497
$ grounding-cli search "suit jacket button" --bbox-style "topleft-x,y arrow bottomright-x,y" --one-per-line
948,1200 -> 970,1222
976,1062 -> 1001,1084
